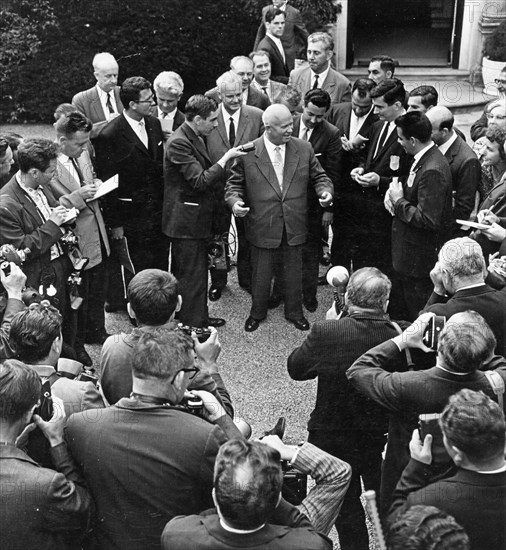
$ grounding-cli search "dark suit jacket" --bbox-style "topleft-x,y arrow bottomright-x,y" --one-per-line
289,66 -> 352,105
257,35 -> 290,83
390,459 -> 506,550
326,102 -> 377,139
392,145 -> 453,278
443,135 -> 480,230
423,284 -> 506,357
288,311 -> 407,435
254,4 -> 309,71
162,501 -> 331,550
94,112 -> 164,229
0,443 -> 92,550
163,122 -> 225,240
66,400 -> 229,550
206,85 -> 270,111
0,297 -> 24,360
346,339 -> 506,512
0,177 -> 63,288
225,136 -> 333,248
72,85 -> 124,138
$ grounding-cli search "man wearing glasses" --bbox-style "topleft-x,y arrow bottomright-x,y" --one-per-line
94,76 -> 169,274
471,66 -> 506,141
67,328 -> 242,550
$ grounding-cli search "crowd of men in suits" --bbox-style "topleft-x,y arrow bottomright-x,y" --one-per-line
0,0 -> 506,548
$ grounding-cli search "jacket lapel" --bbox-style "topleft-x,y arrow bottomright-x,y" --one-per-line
282,139 -> 300,197
255,139 -> 282,198
235,109 -> 249,145
182,123 -> 211,164
217,111 -> 231,148
119,115 -> 151,157
11,181 -> 45,226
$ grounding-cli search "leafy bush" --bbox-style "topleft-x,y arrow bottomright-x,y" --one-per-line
484,20 -> 506,61
1,0 -> 338,123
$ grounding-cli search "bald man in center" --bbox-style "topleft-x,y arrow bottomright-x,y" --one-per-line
225,104 -> 333,332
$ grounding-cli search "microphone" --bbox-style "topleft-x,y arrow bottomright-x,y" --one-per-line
326,266 -> 350,313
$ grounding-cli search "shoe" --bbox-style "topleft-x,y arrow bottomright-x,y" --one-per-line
208,286 -> 222,302
317,275 -> 328,286
244,316 -> 260,332
267,293 -> 283,309
104,301 -> 127,313
75,346 -> 93,367
206,317 -> 226,328
303,297 -> 318,312
85,330 -> 111,345
263,417 -> 286,440
286,317 -> 310,331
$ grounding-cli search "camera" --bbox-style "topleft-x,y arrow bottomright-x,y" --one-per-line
238,142 -> 255,153
34,381 -> 53,422
0,244 -> 30,277
181,395 -> 204,416
422,315 -> 446,350
208,236 -> 227,272
177,323 -> 212,343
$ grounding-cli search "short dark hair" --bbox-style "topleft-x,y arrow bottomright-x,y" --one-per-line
0,359 -> 42,422
438,311 -> 496,373
303,88 -> 331,110
214,439 -> 283,530
395,111 -> 433,142
0,138 -> 8,159
387,505 -> 470,550
10,303 -> 62,364
346,267 -> 391,310
54,111 -> 92,137
410,85 -> 438,109
440,389 -> 506,465
1,132 -> 23,152
120,76 -> 152,107
17,138 -> 58,173
185,94 -> 218,122
265,6 -> 285,24
370,78 -> 406,106
132,327 -> 193,382
485,127 -> 506,161
352,78 -> 376,98
127,269 -> 179,325
370,55 -> 396,76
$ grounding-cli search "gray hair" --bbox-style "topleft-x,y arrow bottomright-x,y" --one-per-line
153,71 -> 184,95
346,267 -> 391,310
438,237 -> 485,280
216,71 -> 243,89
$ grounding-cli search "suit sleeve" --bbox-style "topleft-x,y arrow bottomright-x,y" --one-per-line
80,381 -> 106,410
470,107 -> 488,142
309,150 -> 333,198
339,82 -> 352,103
0,199 -> 63,256
167,137 -> 225,192
287,325 -> 321,381
452,155 -> 480,222
322,128 -> 343,195
346,339 -> 406,414
422,291 -> 448,310
0,298 -> 25,360
50,176 -> 88,211
225,156 -> 246,208
393,166 -> 449,231
43,442 -> 93,533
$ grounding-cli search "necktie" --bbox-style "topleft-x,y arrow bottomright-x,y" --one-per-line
273,146 -> 284,192
138,120 -> 148,148
374,122 -> 390,158
229,117 -> 236,148
301,127 -> 309,141
106,92 -> 115,114
261,86 -> 268,95
71,158 -> 84,184
161,112 -> 167,119
313,74 -> 319,90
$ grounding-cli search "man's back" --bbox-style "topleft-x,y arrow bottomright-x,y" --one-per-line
66,400 -> 227,550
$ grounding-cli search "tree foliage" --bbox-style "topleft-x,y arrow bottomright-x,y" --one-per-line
1,0 -> 339,123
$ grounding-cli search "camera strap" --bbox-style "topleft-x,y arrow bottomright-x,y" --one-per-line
484,371 -> 505,410
47,372 -> 61,388
390,321 -> 414,370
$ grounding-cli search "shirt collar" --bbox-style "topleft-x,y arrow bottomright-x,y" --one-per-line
26,364 -> 57,378
437,131 -> 458,155
352,105 -> 374,122
311,64 -> 330,85
413,142 -> 435,166
219,518 -> 265,534
221,103 -> 241,124
456,282 -> 486,291
435,361 -> 469,376
16,175 -> 43,196
263,134 -> 286,155
158,107 -> 176,120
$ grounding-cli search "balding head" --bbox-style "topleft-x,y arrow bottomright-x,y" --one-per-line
262,104 -> 293,145
426,105 -> 454,146
217,71 -> 243,114
230,56 -> 254,90
93,52 -> 119,93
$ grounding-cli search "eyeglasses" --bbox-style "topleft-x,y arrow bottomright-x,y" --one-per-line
170,366 -> 200,384
134,95 -> 156,105
494,79 -> 506,85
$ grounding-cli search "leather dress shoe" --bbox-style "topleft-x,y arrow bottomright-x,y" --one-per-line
267,293 -> 283,309
317,275 -> 328,286
244,316 -> 260,332
75,346 -> 93,367
263,417 -> 286,440
205,317 -> 226,328
286,317 -> 310,331
208,286 -> 222,301
303,297 -> 318,312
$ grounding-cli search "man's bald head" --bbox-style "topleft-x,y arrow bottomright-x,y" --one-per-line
262,104 -> 293,145
426,105 -> 455,146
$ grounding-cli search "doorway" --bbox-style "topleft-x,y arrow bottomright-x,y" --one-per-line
347,0 -> 463,68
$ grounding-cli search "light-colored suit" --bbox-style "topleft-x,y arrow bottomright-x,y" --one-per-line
289,66 -> 352,105
50,150 -> 110,270
72,85 -> 124,139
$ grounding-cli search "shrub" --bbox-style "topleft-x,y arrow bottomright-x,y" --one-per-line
484,20 -> 506,62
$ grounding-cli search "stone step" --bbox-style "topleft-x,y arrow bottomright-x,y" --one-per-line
341,67 -> 471,80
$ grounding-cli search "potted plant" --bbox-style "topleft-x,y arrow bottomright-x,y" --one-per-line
482,19 -> 506,94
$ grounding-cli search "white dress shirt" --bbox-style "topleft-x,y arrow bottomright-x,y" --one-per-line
349,106 -> 374,140
123,111 -> 148,148
264,135 -> 286,189
96,84 -> 118,121
437,131 -> 458,156
311,64 -> 330,89
298,122 -> 313,141
222,105 -> 241,143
